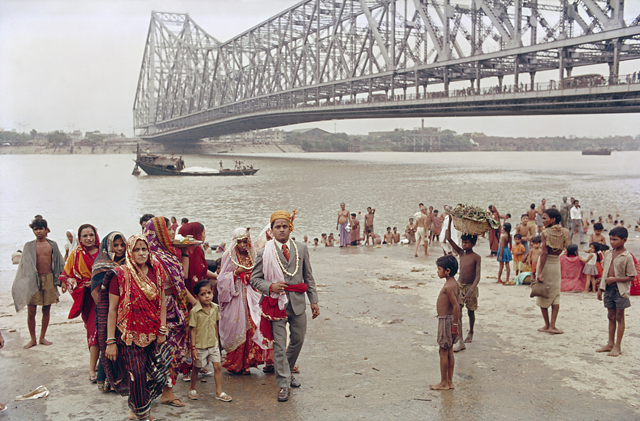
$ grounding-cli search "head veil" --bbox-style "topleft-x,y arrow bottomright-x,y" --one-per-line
66,229 -> 77,251
91,231 -> 126,292
224,228 -> 256,269
145,217 -> 188,314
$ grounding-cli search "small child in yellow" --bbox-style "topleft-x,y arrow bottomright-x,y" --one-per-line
188,280 -> 232,402
511,234 -> 526,278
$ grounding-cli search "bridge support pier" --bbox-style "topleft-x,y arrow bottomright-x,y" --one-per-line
530,72 -> 536,91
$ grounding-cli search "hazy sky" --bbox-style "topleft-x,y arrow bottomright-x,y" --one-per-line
1,0 -> 639,138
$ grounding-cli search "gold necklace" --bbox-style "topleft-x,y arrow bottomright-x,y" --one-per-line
275,241 -> 299,277
230,251 -> 254,270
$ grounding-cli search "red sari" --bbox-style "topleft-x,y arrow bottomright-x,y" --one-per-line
60,241 -> 99,348
178,222 -> 208,294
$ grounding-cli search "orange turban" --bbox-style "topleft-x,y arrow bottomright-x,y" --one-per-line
270,209 -> 296,231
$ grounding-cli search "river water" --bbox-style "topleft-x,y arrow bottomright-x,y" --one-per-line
1,151 -> 639,291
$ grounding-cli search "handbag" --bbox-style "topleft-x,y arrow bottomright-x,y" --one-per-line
530,279 -> 551,298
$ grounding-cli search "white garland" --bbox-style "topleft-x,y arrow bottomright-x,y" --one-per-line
275,241 -> 299,277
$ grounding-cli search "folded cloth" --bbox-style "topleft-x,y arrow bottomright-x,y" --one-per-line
259,283 -> 308,346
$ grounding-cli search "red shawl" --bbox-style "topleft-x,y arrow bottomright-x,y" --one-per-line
114,235 -> 168,347
259,283 -> 308,345
60,239 -> 99,320
179,222 -> 208,293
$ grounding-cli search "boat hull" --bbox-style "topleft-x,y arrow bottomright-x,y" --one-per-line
136,161 -> 258,176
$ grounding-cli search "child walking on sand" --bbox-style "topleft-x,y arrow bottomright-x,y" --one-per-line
596,227 -> 636,357
581,242 -> 605,293
430,255 -> 460,390
444,217 -> 481,353
188,280 -> 232,402
497,223 -> 513,284
512,234 -> 526,277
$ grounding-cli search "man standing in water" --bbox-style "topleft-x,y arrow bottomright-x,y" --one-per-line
559,197 -> 571,228
364,207 -> 376,245
251,211 -> 320,402
336,203 -> 351,247
415,207 -> 429,257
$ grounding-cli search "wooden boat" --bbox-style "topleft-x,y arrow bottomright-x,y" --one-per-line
133,145 -> 258,176
581,148 -> 612,156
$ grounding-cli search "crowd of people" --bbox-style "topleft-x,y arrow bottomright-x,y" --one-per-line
8,210 -> 319,419
3,198 -> 639,414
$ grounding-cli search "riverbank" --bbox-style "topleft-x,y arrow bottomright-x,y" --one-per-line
1,236 -> 638,420
0,142 -> 304,155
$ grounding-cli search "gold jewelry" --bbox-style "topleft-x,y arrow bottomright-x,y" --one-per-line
275,241 -> 299,277
230,251 -> 254,271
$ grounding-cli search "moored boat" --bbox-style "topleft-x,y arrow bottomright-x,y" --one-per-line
581,148 -> 612,156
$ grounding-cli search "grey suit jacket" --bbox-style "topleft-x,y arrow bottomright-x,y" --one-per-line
250,240 -> 318,316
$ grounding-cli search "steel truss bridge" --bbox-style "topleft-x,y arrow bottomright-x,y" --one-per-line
133,0 -> 640,142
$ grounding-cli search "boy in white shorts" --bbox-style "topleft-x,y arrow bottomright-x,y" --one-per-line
188,280 -> 232,402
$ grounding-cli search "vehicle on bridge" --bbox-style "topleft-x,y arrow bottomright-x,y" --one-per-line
562,74 -> 606,89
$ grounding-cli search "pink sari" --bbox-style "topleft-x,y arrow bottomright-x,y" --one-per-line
560,255 -> 586,292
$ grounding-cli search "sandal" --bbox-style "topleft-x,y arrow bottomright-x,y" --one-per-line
161,398 -> 186,407
97,382 -> 105,392
215,392 -> 232,402
292,365 -> 300,374
188,390 -> 198,400
89,374 -> 97,383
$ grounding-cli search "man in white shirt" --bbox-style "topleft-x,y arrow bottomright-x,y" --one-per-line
570,200 -> 584,244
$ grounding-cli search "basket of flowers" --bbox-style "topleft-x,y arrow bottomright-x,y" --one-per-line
450,204 -> 500,235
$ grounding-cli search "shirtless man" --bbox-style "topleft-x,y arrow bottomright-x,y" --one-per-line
515,214 -> 535,255
445,217 -> 481,352
406,218 -> 416,244
536,199 -> 546,234
383,227 -> 393,244
336,203 -> 351,247
392,227 -> 400,244
415,208 -> 429,257
364,207 -> 376,245
426,206 -> 434,240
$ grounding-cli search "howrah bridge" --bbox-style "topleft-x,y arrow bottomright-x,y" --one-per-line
132,0 -> 640,142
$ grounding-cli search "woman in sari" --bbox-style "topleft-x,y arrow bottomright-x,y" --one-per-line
145,217 -> 195,407
90,231 -> 126,392
217,228 -> 267,374
59,223 -> 100,382
178,222 -> 217,294
101,235 -> 170,421
487,205 -> 502,258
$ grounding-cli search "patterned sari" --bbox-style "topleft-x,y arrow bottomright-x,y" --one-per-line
217,228 -> 266,373
98,234 -> 171,419
59,228 -> 100,348
145,217 -> 189,383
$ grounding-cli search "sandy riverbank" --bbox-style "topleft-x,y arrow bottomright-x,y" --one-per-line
0,235 -> 638,420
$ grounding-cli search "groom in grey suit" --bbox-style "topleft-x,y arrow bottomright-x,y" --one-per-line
251,211 -> 320,402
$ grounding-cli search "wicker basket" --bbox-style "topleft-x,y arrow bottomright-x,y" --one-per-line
452,216 -> 491,235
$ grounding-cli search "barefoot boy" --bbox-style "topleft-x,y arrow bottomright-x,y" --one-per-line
596,227 -> 636,357
430,255 -> 460,390
188,280 -> 232,402
383,227 -> 393,244
11,217 -> 64,349
445,217 -> 481,352
525,236 -> 543,278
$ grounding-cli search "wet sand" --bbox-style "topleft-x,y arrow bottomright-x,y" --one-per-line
1,236 -> 638,420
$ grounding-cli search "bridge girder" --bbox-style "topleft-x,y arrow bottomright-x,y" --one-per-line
133,1 -> 640,140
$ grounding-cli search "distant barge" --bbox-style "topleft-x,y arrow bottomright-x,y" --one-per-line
133,145 -> 258,176
581,148 -> 612,156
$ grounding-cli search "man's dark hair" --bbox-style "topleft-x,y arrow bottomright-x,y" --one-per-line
530,203 -> 536,209
193,280 -> 212,296
351,213 -> 356,217
544,209 -> 562,225
419,203 -> 424,207
532,235 -> 542,244
514,233 -> 522,240
387,227 -> 391,230
506,213 -> 511,219
593,222 -> 604,231
140,214 -> 154,226
314,238 -> 319,242
460,234 -> 477,245
609,226 -> 628,240
29,217 -> 48,230
436,255 -> 458,277
181,218 -> 189,224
